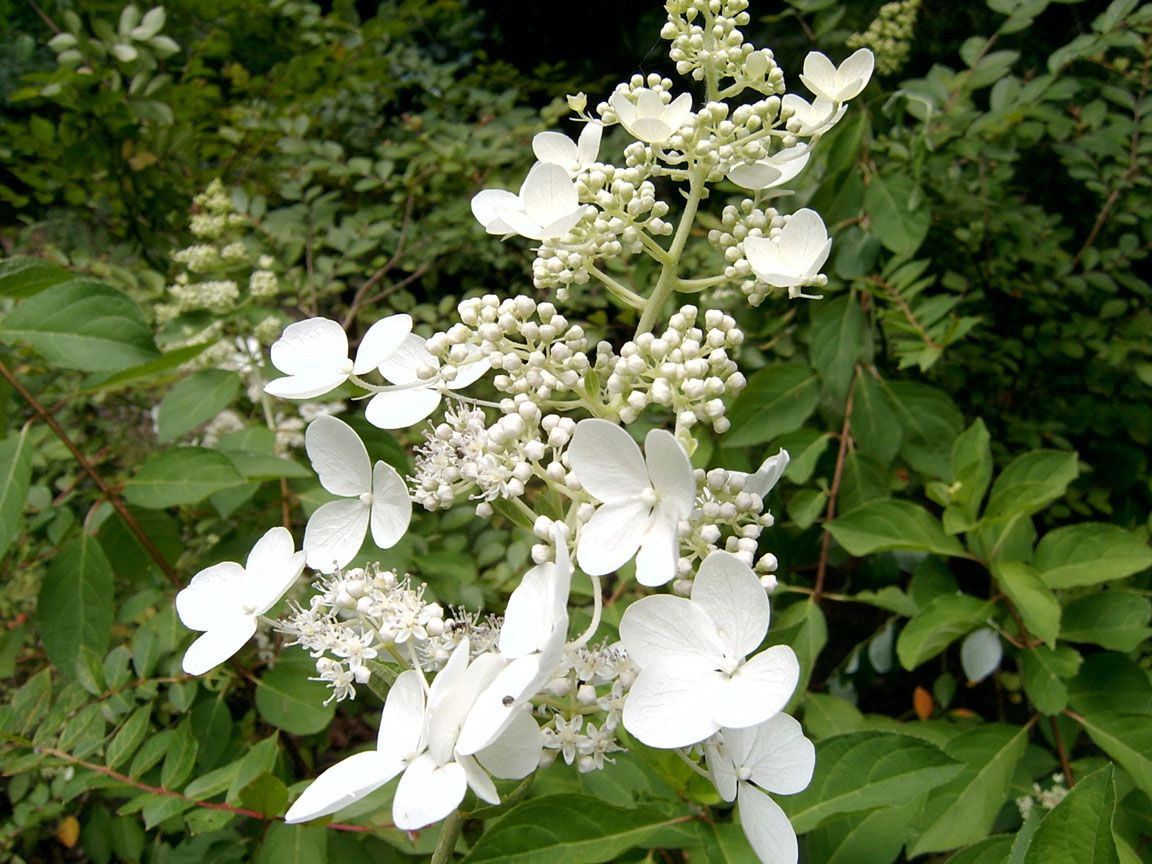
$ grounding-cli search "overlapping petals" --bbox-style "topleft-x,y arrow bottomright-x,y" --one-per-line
567,419 -> 695,587
727,145 -> 811,192
799,48 -> 875,103
619,551 -> 799,748
533,123 -> 602,177
609,88 -> 692,144
363,334 -> 490,430
302,415 -> 411,572
734,449 -> 790,499
743,209 -> 832,294
471,162 -> 586,241
176,527 -> 305,674
781,93 -> 845,136
265,315 -> 411,399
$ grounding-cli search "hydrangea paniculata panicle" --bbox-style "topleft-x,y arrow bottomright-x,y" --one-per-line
471,162 -> 587,241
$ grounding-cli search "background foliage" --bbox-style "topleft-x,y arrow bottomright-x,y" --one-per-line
1,0 -> 1150,862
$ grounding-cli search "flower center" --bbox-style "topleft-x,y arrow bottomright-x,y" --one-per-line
719,654 -> 740,676
339,358 -> 355,375
736,765 -> 752,781
639,486 -> 659,507
359,491 -> 374,505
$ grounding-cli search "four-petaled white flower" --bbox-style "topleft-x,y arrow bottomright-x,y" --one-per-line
471,162 -> 586,241
364,334 -> 490,430
618,550 -> 799,748
176,527 -> 306,674
457,527 -> 572,756
609,88 -> 692,144
303,414 -> 411,572
799,48 -> 875,103
781,93 -> 845,136
533,123 -> 602,177
727,146 -> 811,192
567,418 -> 695,587
265,315 -> 412,399
285,638 -> 541,830
704,714 -> 816,864
743,209 -> 832,297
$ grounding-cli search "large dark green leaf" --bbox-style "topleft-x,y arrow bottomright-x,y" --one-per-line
863,171 -> 931,256
725,365 -> 820,447
1020,765 -> 1118,864
808,295 -> 866,401
828,499 -> 965,558
38,534 -> 115,677
255,655 -> 336,735
123,447 -> 245,508
1034,523 -> 1152,589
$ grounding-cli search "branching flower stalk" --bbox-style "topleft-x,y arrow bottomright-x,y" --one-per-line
170,2 -> 874,861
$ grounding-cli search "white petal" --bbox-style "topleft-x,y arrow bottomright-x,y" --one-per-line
800,51 -> 838,100
634,501 -> 680,587
269,318 -> 347,377
474,707 -> 542,779
458,753 -> 501,805
245,527 -> 306,615
500,562 -> 558,658
369,461 -> 412,549
743,236 -> 800,288
284,750 -> 406,823
619,594 -> 725,669
303,498 -> 369,571
664,91 -> 693,129
576,122 -> 602,166
537,206 -> 586,241
176,562 -> 244,631
181,616 -> 256,674
364,387 -> 443,430
457,651 -> 553,756
427,650 -> 504,766
471,189 -> 520,231
305,415 -> 371,496
264,371 -> 349,400
628,118 -> 674,143
691,551 -> 770,658
713,646 -> 799,729
568,419 -> 650,502
779,209 -> 831,275
742,714 -> 816,795
446,349 -> 491,390
836,48 -> 875,101
737,783 -> 798,864
644,429 -> 695,516
532,131 -> 578,166
623,657 -> 726,748
497,207 -> 548,241
392,754 -> 467,831
728,162 -> 785,191
521,162 -> 578,226
379,669 -> 427,756
704,736 -> 739,802
353,314 -> 412,375
636,88 -> 665,119
576,498 -> 650,576
608,90 -> 637,125
745,450 -> 790,498
378,334 -> 436,386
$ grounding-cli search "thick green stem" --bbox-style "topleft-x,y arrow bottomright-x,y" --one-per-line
635,166 -> 706,336
431,809 -> 465,864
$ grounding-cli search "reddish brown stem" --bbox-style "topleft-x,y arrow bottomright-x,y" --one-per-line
813,364 -> 860,603
1049,716 -> 1076,788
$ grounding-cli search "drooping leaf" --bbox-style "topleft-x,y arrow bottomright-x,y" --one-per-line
850,372 -> 902,465
828,498 -> 965,558
725,365 -> 821,447
123,447 -> 245,508
808,295 -> 866,401
38,534 -> 115,677
1075,712 -> 1152,800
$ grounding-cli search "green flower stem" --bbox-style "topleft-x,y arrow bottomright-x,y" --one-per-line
587,264 -> 647,310
675,274 -> 730,292
431,809 -> 465,864
635,165 -> 706,336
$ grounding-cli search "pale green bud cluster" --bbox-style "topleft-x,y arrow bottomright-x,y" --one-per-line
847,0 -> 920,77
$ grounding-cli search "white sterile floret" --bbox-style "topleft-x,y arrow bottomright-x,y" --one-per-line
302,415 -> 412,572
363,334 -> 490,430
609,87 -> 693,144
265,315 -> 412,399
286,638 -> 541,830
781,93 -> 845,136
471,162 -> 586,241
743,209 -> 832,294
799,48 -> 875,103
567,418 -> 695,587
176,527 -> 306,674
703,714 -> 816,864
727,145 -> 811,192
533,122 -> 602,177
618,550 -> 800,748
457,528 -> 572,755
732,449 -> 790,499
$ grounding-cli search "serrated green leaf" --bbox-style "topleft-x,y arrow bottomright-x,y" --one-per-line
781,732 -> 962,832
38,534 -> 115,677
123,447 -> 244,508
851,373 -> 902,465
1034,523 -> 1152,589
897,594 -> 994,670
992,560 -> 1060,647
828,498 -> 965,557
0,429 -> 33,560
1061,592 -> 1151,651
864,171 -> 931,255
809,296 -> 866,400
106,705 -> 151,770
885,381 -> 963,478
161,721 -> 198,789
1,279 -> 158,371
983,450 -> 1078,522
1022,764 -> 1118,864
156,370 -> 241,443
725,365 -> 821,448
0,257 -> 74,298
255,656 -> 336,735
256,822 -> 329,864
1075,713 -> 1152,800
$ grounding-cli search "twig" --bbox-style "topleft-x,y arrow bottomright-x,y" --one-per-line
1049,716 -> 1076,788
813,363 -> 860,603
0,358 -> 181,588
430,809 -> 464,864
341,187 -> 420,329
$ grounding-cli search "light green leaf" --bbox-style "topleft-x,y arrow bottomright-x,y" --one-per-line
1075,713 -> 1152,800
801,692 -> 865,741
463,794 -> 680,863
227,735 -> 279,802
38,534 -> 115,677
123,447 -> 244,508
702,822 -> 761,864
106,705 -> 151,771
983,450 -> 1079,522
992,560 -> 1060,647
908,724 -> 1029,855
808,296 -> 866,400
1021,764 -> 1118,864
1,279 -> 159,372
864,171 -> 931,255
255,655 -> 336,735
1021,645 -> 1082,716
828,499 -> 965,557
945,419 -> 993,530
156,370 -> 241,443
896,594 -> 994,670
803,795 -> 923,864
0,256 -> 74,299
1061,592 -> 1151,651
725,365 -> 821,447
256,822 -> 328,864
0,429 -> 34,560
781,732 -> 962,832
1034,523 -> 1152,589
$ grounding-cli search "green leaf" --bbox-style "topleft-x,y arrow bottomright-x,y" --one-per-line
992,560 -> 1061,647
809,296 -> 866,400
1,279 -> 159,372
1034,523 -> 1152,589
38,534 -> 115,677
161,721 -> 198,789
1075,713 -> 1152,800
702,822 -> 760,864
1068,654 -> 1152,716
227,735 -> 279,802
240,773 -> 289,818
983,450 -> 1079,522
3,667 -> 52,736
1021,764 -> 1118,864
896,594 -> 994,670
256,822 -> 328,864
908,724 -> 1029,855
803,795 -> 923,864
255,655 -> 336,735
0,428 -> 33,559
79,342 -> 214,395
156,370 -> 241,443
0,257 -> 74,299
850,373 -> 902,465
106,705 -> 151,771
129,729 -> 172,779
1021,645 -> 1082,716
463,794 -> 680,863
766,601 -> 826,705
725,365 -> 821,447
1061,592 -> 1152,651
801,692 -> 865,741
781,732 -> 962,832
864,171 -> 931,255
885,381 -> 963,478
123,447 -> 245,508
947,836 -> 1015,864
828,499 -> 965,557
945,419 -> 993,530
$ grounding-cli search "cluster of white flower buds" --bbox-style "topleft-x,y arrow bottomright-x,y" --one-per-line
847,0 -> 921,77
